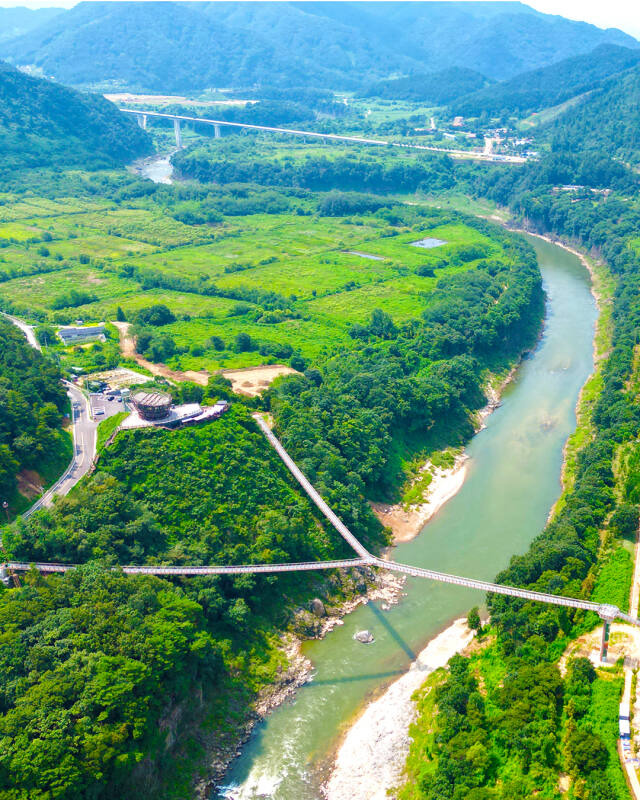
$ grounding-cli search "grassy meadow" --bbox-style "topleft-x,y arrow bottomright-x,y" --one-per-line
0,181 -> 510,372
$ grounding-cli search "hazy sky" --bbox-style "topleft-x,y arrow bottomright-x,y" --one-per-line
2,0 -> 640,40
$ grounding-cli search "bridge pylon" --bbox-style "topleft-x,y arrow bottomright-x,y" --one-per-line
598,604 -> 619,662
173,118 -> 182,148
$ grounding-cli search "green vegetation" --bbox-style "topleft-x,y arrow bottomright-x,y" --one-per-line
0,316 -> 70,511
400,87 -> 640,799
95,411 -> 128,453
401,643 -> 628,800
0,61 -> 150,172
1,408 -> 379,799
454,44 -> 640,118
364,67 -> 492,104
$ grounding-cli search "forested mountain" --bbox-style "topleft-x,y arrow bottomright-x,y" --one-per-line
0,61 -> 151,171
548,64 -> 640,164
0,6 -> 63,42
0,318 -> 68,501
0,0 -> 636,91
363,67 -> 492,104
453,43 -> 640,117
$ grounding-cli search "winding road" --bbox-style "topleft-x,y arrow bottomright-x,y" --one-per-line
2,313 -> 98,516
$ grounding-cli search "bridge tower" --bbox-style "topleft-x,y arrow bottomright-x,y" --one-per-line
136,114 -> 148,130
598,604 -> 619,662
214,124 -> 221,138
173,118 -> 182,148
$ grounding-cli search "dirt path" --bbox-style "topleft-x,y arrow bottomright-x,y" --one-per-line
113,321 -> 210,386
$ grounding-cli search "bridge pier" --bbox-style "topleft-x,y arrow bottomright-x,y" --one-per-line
214,124 -> 221,138
137,113 -> 147,130
173,118 -> 182,148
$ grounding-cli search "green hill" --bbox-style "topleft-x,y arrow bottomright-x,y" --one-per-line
453,43 -> 640,118
362,67 -> 492,104
548,64 -> 640,164
0,317 -> 70,511
0,6 -> 63,42
0,61 -> 151,171
0,1 -> 636,91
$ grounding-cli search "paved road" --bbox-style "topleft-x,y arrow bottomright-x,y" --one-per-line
1,313 -> 98,516
1,312 -> 41,350
24,383 -> 97,516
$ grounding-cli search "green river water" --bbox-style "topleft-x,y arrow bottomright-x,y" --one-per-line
218,235 -> 597,799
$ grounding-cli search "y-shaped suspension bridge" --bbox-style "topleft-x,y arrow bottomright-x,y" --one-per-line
3,414 -> 635,658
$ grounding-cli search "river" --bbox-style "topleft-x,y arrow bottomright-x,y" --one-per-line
217,235 -> 597,800
131,152 -> 174,184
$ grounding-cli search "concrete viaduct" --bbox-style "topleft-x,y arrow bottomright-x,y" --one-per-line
2,414 -> 632,659
121,108 -> 527,164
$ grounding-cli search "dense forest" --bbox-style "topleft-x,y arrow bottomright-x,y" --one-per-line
2,13 -> 640,795
0,317 -> 69,504
363,67 -> 491,104
0,61 -> 151,172
452,43 -> 640,117
546,65 -> 640,164
173,142 -> 457,193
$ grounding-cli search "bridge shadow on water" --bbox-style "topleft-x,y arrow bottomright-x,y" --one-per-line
307,602 -> 417,687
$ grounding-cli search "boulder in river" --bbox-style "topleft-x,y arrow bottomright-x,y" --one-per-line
354,629 -> 374,644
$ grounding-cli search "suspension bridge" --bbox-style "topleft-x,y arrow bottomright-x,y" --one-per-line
2,413 -> 634,659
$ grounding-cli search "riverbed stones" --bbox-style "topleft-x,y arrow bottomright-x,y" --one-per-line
354,630 -> 375,644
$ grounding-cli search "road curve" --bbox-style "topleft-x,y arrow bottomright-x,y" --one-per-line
1,311 -> 41,351
1,313 -> 98,516
24,382 -> 97,516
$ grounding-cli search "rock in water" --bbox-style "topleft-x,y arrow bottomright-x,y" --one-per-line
354,629 -> 374,644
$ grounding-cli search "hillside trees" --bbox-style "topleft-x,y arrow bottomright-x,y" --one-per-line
0,317 -> 68,497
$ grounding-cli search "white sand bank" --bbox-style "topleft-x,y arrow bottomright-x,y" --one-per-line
324,618 -> 474,800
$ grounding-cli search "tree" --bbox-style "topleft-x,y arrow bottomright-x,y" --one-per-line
116,306 -> 126,322
467,606 -> 482,633
565,727 -> 608,775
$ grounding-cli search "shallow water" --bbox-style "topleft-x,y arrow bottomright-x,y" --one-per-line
139,154 -> 174,184
218,236 -> 597,800
410,237 -> 448,248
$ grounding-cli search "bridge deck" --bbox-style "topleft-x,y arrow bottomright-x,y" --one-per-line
120,108 -> 527,164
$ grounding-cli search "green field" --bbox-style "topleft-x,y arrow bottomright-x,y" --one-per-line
0,184 -> 509,372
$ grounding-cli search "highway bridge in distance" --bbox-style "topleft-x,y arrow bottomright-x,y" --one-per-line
3,414 -> 634,659
120,108 -> 527,164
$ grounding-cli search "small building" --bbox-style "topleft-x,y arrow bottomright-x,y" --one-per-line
620,719 -> 631,739
620,702 -> 631,721
58,325 -> 106,345
132,391 -> 172,421
453,116 -> 464,127
211,400 -> 230,417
